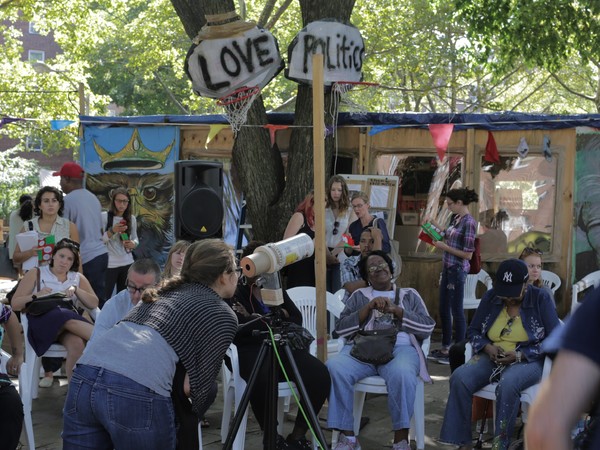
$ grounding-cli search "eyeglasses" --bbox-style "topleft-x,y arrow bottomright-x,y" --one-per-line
367,262 -> 389,274
115,198 -> 130,204
332,221 -> 340,235
126,284 -> 148,295
519,247 -> 543,258
500,316 -> 517,337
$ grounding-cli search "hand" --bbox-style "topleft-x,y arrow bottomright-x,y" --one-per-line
326,253 -> 339,265
370,226 -> 383,241
232,302 -> 251,317
484,344 -> 506,363
432,240 -> 446,250
123,240 -> 136,250
496,351 -> 518,366
6,355 -> 22,376
65,285 -> 77,299
112,222 -> 128,234
369,296 -> 391,312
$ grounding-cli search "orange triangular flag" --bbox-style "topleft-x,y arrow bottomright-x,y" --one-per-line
263,124 -> 289,147
428,124 -> 454,161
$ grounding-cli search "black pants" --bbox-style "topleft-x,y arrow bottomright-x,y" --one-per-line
104,264 -> 131,302
449,339 -> 469,373
238,347 -> 331,434
0,383 -> 23,450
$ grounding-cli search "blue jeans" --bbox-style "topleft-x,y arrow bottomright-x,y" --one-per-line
326,342 -> 419,431
62,365 -> 176,450
439,353 -> 543,449
439,265 -> 467,348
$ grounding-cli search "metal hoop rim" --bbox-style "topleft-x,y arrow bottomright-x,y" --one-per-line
217,85 -> 260,107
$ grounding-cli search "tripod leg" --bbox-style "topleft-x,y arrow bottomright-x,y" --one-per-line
282,344 -> 329,450
223,341 -> 270,450
264,338 -> 279,450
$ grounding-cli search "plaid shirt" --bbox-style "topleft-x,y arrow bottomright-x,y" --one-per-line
443,213 -> 476,271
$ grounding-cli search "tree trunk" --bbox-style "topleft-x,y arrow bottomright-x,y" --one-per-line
171,0 -> 356,242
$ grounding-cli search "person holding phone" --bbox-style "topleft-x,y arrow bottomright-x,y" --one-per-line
439,259 -> 560,450
102,187 -> 138,303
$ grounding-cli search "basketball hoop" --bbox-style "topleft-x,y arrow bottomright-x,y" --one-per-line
217,85 -> 261,135
328,81 -> 379,134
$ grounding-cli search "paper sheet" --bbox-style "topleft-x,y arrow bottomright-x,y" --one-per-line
16,231 -> 38,271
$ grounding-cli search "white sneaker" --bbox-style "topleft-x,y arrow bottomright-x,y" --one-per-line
333,433 -> 362,450
392,439 -> 410,450
39,376 -> 53,388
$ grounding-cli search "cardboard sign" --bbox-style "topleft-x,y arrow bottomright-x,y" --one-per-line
286,20 -> 365,86
185,26 -> 284,99
38,235 -> 55,263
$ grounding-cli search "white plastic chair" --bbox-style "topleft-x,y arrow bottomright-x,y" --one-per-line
464,342 -> 554,431
287,286 -> 341,357
333,337 -> 431,450
20,308 -> 99,450
541,270 -> 561,295
463,270 -> 493,310
571,270 -> 600,312
220,343 -> 297,450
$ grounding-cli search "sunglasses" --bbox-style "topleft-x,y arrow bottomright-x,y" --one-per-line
500,316 -> 517,337
519,247 -> 543,258
56,238 -> 80,250
332,220 -> 340,235
367,262 -> 389,274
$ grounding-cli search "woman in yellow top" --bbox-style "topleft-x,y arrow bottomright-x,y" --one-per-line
439,259 -> 560,450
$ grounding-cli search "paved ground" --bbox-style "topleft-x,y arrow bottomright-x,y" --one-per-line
7,333 -> 509,450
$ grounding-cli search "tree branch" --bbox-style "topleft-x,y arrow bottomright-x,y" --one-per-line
265,0 -> 294,30
550,73 -> 596,103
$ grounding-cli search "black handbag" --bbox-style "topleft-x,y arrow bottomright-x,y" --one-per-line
24,268 -> 77,316
350,288 -> 401,365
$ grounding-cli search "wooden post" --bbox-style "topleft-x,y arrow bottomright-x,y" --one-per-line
312,54 -> 327,362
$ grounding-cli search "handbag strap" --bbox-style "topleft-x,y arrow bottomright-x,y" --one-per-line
36,267 -> 41,292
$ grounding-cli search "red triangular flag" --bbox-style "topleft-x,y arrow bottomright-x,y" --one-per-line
428,124 -> 454,161
484,131 -> 500,163
263,124 -> 289,147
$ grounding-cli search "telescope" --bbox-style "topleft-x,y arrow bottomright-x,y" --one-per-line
239,233 -> 314,307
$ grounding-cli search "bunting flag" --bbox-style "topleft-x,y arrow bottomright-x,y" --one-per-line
325,125 -> 335,137
0,117 -> 23,128
263,124 -> 289,147
543,134 -> 552,161
50,120 -> 75,130
204,124 -> 228,148
517,137 -> 529,158
484,131 -> 500,164
428,123 -> 454,161
368,124 -> 402,136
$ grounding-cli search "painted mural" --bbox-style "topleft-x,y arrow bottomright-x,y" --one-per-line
81,126 -> 179,267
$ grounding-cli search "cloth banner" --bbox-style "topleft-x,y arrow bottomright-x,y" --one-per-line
484,131 -> 500,163
428,123 -> 454,161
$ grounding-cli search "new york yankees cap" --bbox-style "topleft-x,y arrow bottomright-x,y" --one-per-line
495,258 -> 529,298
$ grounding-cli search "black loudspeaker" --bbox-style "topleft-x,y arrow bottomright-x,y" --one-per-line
174,160 -> 224,240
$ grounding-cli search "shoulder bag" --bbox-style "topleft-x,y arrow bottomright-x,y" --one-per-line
350,288 -> 400,365
24,268 -> 78,316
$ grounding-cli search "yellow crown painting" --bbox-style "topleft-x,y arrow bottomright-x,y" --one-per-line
94,128 -> 174,170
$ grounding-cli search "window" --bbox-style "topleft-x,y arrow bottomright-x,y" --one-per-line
29,22 -> 40,34
28,50 -> 45,63
25,135 -> 43,152
479,154 -> 557,255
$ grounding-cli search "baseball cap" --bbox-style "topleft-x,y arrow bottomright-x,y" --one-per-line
53,162 -> 84,179
495,258 -> 529,298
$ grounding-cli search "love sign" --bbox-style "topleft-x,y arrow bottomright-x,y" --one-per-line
185,26 -> 284,99
286,20 -> 365,85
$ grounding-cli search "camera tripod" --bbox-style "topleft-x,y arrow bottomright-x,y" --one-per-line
223,317 -> 329,450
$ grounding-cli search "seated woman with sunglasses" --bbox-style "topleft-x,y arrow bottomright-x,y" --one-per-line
327,250 -> 435,450
11,238 -> 98,380
439,259 -> 560,450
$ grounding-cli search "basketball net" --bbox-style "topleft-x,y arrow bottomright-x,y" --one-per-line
328,81 -> 378,136
217,86 -> 261,136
